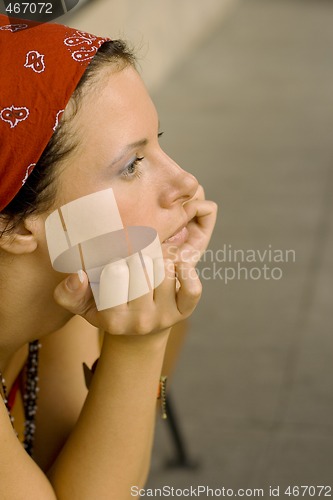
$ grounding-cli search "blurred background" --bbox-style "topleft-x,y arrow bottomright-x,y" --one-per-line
64,0 -> 333,496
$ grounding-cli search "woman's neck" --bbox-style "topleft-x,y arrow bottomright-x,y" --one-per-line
0,251 -> 72,373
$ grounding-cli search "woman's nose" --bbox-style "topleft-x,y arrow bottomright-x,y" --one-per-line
158,156 -> 199,208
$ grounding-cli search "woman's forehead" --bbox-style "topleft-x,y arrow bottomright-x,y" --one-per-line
73,66 -> 158,138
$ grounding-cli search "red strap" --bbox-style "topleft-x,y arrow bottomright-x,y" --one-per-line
7,375 -> 20,411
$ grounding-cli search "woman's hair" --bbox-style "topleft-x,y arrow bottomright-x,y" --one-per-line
0,40 -> 135,234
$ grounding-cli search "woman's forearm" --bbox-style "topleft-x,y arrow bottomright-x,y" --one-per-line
47,329 -> 170,500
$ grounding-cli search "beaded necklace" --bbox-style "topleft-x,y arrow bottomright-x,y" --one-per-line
0,340 -> 40,457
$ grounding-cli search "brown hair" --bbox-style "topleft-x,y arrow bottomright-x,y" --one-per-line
0,40 -> 135,234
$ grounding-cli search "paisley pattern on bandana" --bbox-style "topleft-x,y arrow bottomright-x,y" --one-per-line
24,50 -> 46,73
0,13 -> 110,211
0,23 -> 28,32
64,30 -> 98,47
0,105 -> 29,128
22,163 -> 36,186
64,30 -> 106,63
53,109 -> 64,132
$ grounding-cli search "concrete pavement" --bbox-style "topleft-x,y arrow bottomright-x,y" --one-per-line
147,0 -> 333,496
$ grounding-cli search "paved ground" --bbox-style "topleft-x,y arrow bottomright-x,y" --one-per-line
147,0 -> 333,497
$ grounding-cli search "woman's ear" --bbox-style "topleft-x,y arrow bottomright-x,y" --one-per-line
0,215 -> 41,255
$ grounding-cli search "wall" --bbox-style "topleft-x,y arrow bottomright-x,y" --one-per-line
64,0 -> 237,89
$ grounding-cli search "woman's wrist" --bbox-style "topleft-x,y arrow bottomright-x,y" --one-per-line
102,326 -> 171,352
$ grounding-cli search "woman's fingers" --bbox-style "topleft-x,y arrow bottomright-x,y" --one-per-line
152,258 -> 177,305
53,249 -> 203,335
121,254 -> 155,330
53,270 -> 94,317
184,199 -> 218,235
175,260 -> 202,316
182,199 -> 218,259
99,259 -> 129,310
127,253 -> 154,308
183,184 -> 205,204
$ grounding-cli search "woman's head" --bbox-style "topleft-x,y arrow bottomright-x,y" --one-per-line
0,14 -> 136,234
0,14 -> 200,349
0,14 -> 198,255
1,39 -> 135,234
40,60 -> 198,245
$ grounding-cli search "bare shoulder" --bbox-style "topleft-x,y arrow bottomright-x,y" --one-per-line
33,316 -> 100,471
0,317 -> 98,496
0,398 -> 56,500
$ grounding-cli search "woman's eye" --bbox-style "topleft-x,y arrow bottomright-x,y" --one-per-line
121,156 -> 144,179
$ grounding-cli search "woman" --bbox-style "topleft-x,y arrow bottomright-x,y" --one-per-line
0,13 -> 217,499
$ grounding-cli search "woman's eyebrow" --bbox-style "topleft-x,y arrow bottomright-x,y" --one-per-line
111,139 -> 148,166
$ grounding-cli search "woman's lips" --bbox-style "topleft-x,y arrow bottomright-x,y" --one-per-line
163,226 -> 189,245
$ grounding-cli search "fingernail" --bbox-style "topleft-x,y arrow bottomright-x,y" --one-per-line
78,269 -> 85,283
66,272 -> 82,291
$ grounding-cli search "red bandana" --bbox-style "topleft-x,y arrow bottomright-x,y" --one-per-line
0,14 -> 110,212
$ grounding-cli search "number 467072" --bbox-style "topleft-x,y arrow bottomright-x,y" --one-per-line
5,3 -> 53,15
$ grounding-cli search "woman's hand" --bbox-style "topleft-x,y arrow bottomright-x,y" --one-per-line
53,185 -> 216,336
168,185 -> 218,265
53,256 -> 202,336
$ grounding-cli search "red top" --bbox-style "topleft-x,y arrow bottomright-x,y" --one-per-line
7,374 -> 20,411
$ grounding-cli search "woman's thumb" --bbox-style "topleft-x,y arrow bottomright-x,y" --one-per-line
54,270 -> 91,315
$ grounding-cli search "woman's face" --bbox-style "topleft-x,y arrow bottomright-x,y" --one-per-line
54,64 -> 199,247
